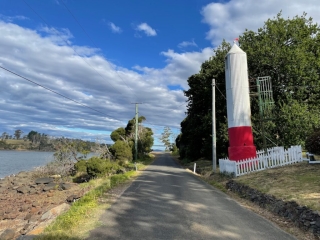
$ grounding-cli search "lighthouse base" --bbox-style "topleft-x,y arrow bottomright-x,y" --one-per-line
228,146 -> 256,161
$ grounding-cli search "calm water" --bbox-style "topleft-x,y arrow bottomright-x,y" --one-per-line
0,151 -> 100,178
0,151 -> 54,178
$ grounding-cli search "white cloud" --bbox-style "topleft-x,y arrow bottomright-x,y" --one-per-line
108,22 -> 122,33
201,0 -> 320,46
0,20 -> 196,144
136,23 -> 157,36
133,48 -> 213,89
0,14 -> 29,22
178,39 -> 198,48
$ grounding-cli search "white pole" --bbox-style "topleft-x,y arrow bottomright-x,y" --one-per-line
212,79 -> 217,171
194,163 -> 196,173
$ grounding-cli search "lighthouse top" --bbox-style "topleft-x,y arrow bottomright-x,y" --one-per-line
227,43 -> 245,55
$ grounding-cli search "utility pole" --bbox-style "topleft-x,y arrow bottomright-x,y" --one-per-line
212,78 -> 216,171
131,103 -> 142,161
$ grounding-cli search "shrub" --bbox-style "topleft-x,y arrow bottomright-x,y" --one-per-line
305,130 -> 320,155
110,140 -> 132,162
86,157 -> 121,178
74,159 -> 87,173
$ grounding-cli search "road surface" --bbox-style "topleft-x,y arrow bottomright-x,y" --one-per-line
88,153 -> 295,240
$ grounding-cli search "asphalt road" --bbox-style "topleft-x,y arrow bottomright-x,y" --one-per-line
88,153 -> 295,240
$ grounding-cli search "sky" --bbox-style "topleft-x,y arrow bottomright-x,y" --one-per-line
0,0 -> 319,149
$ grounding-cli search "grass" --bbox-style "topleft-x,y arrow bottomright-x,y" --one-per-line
35,155 -> 154,240
235,162 -> 320,211
5,139 -> 28,144
180,157 -> 320,213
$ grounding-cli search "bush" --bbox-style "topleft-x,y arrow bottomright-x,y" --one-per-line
74,159 -> 87,173
86,157 -> 121,178
305,130 -> 320,155
110,140 -> 132,162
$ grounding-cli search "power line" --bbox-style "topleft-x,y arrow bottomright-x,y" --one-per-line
22,0 -> 133,104
0,65 -> 122,121
213,80 -> 278,147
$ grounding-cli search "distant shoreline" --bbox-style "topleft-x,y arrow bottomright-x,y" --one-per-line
0,149 -> 54,152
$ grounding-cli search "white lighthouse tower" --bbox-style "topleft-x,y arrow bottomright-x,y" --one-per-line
225,43 -> 256,161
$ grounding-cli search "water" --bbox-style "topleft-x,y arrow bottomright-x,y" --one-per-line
0,151 -> 100,178
0,151 -> 54,178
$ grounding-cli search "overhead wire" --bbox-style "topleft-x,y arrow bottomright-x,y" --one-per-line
25,0 -> 190,125
18,0 -> 188,135
214,81 -> 278,147
0,65 -> 126,123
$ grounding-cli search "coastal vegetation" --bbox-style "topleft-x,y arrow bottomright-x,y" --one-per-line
0,130 -> 97,152
35,155 -> 153,240
0,116 -> 154,239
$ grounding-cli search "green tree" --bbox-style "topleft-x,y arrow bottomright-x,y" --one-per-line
179,12 -> 320,161
14,129 -> 23,140
159,127 -> 173,151
138,127 -> 154,154
110,116 -> 154,159
179,41 -> 230,160
27,130 -> 39,143
110,127 -> 126,142
110,140 -> 132,162
240,12 -> 320,148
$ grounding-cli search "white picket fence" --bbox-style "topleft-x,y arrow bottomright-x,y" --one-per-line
219,145 -> 302,177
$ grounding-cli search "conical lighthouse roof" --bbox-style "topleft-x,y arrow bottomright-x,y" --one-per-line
227,43 -> 245,55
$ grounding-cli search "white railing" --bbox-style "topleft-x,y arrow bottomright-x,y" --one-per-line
219,145 -> 302,177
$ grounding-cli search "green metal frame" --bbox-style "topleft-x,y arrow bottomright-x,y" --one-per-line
256,76 -> 274,152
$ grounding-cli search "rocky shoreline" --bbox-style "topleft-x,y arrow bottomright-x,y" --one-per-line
0,171 -> 88,240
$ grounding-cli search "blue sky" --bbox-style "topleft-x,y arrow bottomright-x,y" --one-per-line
0,0 -> 319,149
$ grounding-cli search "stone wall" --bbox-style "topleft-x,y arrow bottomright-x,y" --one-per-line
226,180 -> 320,237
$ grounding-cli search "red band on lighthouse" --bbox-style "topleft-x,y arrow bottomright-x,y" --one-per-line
225,43 -> 256,161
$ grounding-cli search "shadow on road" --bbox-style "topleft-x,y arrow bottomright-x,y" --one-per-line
87,153 -> 294,240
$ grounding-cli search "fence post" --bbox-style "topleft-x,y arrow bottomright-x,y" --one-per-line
194,163 -> 196,173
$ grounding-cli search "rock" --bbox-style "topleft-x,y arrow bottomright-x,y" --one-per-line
29,188 -> 37,195
17,186 -> 30,194
19,228 -> 28,235
41,203 -> 70,221
0,186 -> 6,193
47,192 -> 54,197
5,212 -> 19,219
60,183 -> 73,190
0,228 -> 15,240
43,183 -> 58,192
23,223 -> 31,230
24,213 -> 32,220
226,179 -> 320,237
35,178 -> 53,184
29,207 -> 39,215
16,171 -> 31,178
66,194 -> 81,202
29,214 -> 40,223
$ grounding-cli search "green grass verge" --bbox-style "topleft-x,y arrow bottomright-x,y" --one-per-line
35,155 -> 154,240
